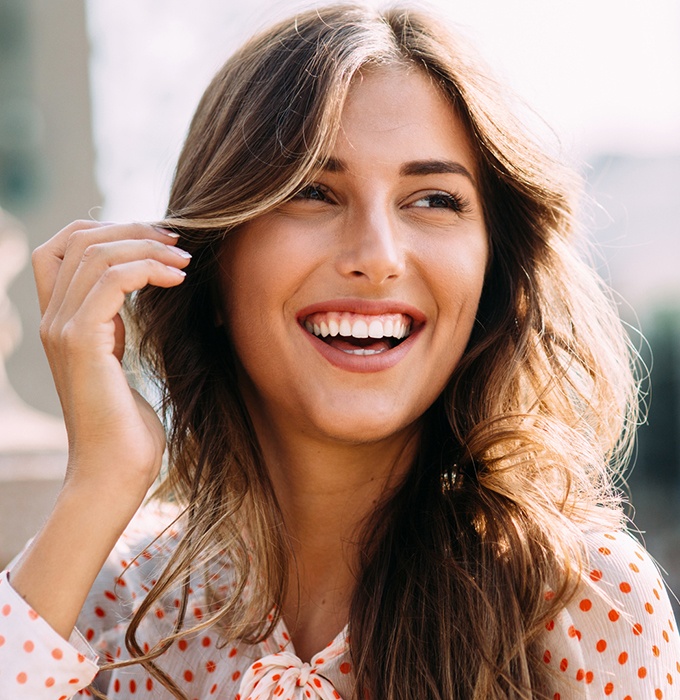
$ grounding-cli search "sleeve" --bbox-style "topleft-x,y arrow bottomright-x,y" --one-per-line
0,500 -> 180,699
0,571 -> 99,699
540,530 -> 680,699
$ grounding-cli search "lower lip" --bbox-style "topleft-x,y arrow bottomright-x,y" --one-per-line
300,326 -> 421,373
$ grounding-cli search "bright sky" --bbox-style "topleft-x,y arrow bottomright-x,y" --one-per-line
85,0 -> 680,221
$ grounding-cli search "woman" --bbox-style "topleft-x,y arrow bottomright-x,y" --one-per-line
1,4 -> 678,699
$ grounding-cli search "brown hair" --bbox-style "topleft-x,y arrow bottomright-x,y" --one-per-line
106,4 -> 637,698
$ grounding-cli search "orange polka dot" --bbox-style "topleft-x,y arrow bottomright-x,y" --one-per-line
653,645 -> 660,656
0,635 -> 4,647
579,599 -> 592,612
23,640 -> 34,652
1,604 -> 11,616
45,678 -> 55,688
94,607 -> 106,618
604,533 -> 616,540
669,619 -> 675,632
654,588 -> 661,600
629,562 -> 640,573
618,651 -> 628,665
315,657 -> 325,665
667,673 -> 673,685
178,640 -> 188,651
590,569 -> 603,582
655,690 -> 663,699
645,602 -> 655,614
155,609 -> 165,619
608,609 -> 620,622
624,696 -> 632,700
27,609 -> 38,620
16,672 -> 27,684
546,619 -> 555,631
184,670 -> 194,682
620,582 -> 632,594
604,682 -> 614,695
202,637 -> 211,647
663,630 -> 670,642
146,678 -> 153,691
567,626 -> 582,640
633,622 -> 643,636
543,650 -> 552,663
560,658 -> 568,672
229,647 -> 238,657
545,590 -> 555,601
51,648 -> 64,660
232,671 -> 241,682
585,671 -> 594,684
599,547 -> 611,555
596,639 -> 607,652
340,662 -> 352,674
638,666 -> 647,678
129,679 -> 136,692
113,679 -> 120,692
576,668 -> 585,681
206,661 -> 216,673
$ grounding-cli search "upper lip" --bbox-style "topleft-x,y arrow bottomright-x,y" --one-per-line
296,298 -> 427,327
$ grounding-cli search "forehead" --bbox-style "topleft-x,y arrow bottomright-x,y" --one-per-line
325,65 -> 478,178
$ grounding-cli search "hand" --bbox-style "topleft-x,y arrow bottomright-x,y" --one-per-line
32,220 -> 190,500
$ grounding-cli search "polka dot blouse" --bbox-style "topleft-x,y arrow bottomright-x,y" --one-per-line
1,504 -> 678,699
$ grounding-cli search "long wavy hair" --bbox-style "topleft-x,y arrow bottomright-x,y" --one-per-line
103,4 -> 637,699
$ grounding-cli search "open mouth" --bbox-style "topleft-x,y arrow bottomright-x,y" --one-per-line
302,311 -> 413,356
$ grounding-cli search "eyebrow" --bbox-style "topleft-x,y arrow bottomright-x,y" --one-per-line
320,157 -> 476,185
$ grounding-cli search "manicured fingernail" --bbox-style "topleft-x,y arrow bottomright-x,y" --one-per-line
154,226 -> 180,238
167,265 -> 186,276
167,245 -> 192,259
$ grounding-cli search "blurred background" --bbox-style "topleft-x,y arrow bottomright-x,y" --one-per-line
1,0 -> 678,609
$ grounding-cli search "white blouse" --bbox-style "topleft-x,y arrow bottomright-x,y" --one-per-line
0,503 -> 678,700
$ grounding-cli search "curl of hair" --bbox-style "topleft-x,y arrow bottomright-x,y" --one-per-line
99,5 -> 639,699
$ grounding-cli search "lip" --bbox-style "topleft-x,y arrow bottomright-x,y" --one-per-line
296,298 -> 426,374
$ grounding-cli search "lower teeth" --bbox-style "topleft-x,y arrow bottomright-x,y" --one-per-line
341,348 -> 387,356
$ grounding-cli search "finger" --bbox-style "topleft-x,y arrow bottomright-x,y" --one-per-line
33,220 -> 103,315
49,238 -> 191,325
33,221 -> 180,316
47,259 -> 186,359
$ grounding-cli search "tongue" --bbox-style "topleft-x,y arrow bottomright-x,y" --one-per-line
327,337 -> 392,352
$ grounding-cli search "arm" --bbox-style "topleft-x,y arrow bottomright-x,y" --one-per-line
9,220 -> 190,639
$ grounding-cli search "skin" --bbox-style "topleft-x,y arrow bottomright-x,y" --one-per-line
10,65 -> 487,664
219,65 -> 488,658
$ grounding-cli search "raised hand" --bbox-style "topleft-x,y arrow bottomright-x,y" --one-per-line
33,220 -> 190,496
10,220 -> 190,638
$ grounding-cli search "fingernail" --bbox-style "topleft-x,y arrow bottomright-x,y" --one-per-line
167,245 -> 192,259
167,266 -> 186,277
154,226 -> 180,238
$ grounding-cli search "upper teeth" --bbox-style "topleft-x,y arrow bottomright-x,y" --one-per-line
304,312 -> 412,340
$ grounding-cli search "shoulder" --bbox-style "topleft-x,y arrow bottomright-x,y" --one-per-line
540,529 -> 680,698
76,499 -> 187,651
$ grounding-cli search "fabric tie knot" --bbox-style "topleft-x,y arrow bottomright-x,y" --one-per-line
238,651 -> 342,699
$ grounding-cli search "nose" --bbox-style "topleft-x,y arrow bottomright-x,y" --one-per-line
335,206 -> 406,285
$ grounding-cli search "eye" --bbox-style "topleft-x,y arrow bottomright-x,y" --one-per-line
410,192 -> 469,212
292,184 -> 333,202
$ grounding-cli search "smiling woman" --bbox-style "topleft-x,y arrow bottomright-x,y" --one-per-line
1,4 -> 679,700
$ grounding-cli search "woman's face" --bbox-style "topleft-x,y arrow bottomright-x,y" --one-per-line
218,66 -> 488,447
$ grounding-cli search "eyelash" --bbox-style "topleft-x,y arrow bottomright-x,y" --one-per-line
292,184 -> 471,214
412,192 -> 470,213
293,184 -> 332,202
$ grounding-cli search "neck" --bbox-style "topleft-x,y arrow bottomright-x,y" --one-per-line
250,411 -> 420,660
